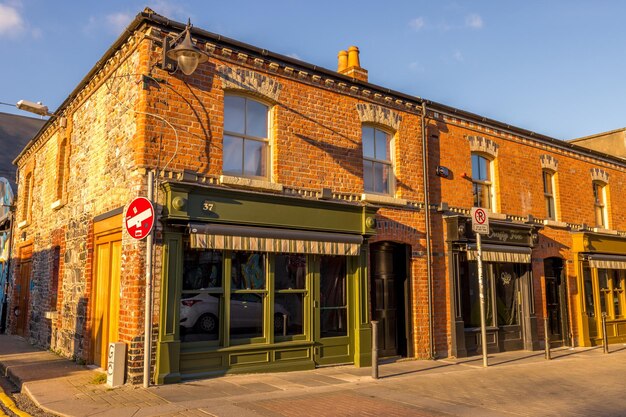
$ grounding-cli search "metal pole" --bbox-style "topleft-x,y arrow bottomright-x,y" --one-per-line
143,171 -> 154,388
371,320 -> 379,379
602,313 -> 609,354
544,316 -> 551,360
476,232 -> 488,367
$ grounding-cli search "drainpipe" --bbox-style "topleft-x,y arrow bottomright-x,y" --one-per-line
421,102 -> 435,359
143,170 -> 154,388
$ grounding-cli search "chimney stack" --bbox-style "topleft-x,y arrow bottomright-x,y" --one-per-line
337,45 -> 368,82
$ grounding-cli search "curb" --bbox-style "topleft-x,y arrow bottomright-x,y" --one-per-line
0,390 -> 32,417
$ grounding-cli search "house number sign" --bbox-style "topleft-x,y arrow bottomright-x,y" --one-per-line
202,200 -> 214,212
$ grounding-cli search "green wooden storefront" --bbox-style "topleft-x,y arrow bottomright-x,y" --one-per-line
156,183 -> 378,383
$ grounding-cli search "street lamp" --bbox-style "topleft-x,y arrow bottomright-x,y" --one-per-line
162,21 -> 208,76
16,100 -> 67,127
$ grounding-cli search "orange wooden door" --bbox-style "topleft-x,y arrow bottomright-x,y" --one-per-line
91,216 -> 122,368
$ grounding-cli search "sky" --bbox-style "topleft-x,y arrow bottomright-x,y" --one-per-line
1,0 -> 626,140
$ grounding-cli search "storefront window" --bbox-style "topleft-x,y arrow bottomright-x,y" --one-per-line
598,269 -> 625,319
230,252 -> 266,340
320,256 -> 348,337
582,264 -> 595,317
494,264 -> 519,326
180,249 -> 223,342
461,261 -> 494,328
275,254 -> 307,337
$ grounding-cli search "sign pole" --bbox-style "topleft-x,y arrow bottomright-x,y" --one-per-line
476,231 -> 488,367
143,170 -> 154,388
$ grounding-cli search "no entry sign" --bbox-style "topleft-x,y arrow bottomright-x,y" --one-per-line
125,197 -> 154,240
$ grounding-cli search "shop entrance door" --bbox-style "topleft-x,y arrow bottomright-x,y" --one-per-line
314,255 -> 351,365
493,263 -> 524,351
91,215 -> 122,368
15,245 -> 32,336
370,242 -> 409,358
544,257 -> 568,346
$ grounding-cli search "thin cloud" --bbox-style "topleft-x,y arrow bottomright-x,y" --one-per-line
106,12 -> 132,34
409,17 -> 425,31
146,0 -> 192,21
453,50 -> 464,62
0,3 -> 24,37
465,13 -> 483,29
409,61 -> 425,72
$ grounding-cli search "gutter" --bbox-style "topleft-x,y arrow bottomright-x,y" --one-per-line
421,103 -> 435,359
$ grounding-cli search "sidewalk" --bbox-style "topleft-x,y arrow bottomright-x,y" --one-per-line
1,334 -> 625,417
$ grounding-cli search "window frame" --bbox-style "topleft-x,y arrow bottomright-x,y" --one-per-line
471,153 -> 494,210
543,169 -> 556,220
222,94 -> 271,180
361,125 -> 395,195
593,181 -> 608,228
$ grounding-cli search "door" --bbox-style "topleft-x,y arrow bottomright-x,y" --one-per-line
91,217 -> 122,368
544,257 -> 568,345
493,263 -> 524,351
314,255 -> 351,365
370,242 -> 409,357
15,245 -> 33,336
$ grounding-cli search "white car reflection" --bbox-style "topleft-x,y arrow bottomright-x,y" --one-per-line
180,293 -> 289,334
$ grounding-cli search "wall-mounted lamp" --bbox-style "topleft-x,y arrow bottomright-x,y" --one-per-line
16,100 -> 67,127
162,20 -> 208,76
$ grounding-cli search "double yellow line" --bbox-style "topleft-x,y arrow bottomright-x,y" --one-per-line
0,390 -> 32,417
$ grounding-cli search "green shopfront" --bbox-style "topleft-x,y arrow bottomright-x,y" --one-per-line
156,183 -> 377,383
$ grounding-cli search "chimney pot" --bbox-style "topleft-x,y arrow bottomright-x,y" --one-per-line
347,45 -> 360,68
337,50 -> 348,72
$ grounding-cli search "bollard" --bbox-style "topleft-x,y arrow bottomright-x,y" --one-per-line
544,316 -> 551,360
283,314 -> 288,337
602,313 -> 609,354
371,320 -> 379,380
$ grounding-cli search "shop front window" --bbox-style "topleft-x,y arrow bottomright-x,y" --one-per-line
180,249 -> 223,342
274,254 -> 307,337
494,263 -> 519,326
599,269 -> 625,319
320,256 -> 348,337
582,264 -> 595,317
461,261 -> 494,328
230,252 -> 266,340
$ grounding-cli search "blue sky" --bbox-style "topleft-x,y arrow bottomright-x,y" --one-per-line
1,0 -> 625,140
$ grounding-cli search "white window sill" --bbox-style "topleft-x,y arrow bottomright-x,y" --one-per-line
17,220 -> 29,229
361,193 -> 407,207
543,219 -> 568,228
488,212 -> 507,220
50,199 -> 64,210
593,227 -> 617,235
220,175 -> 283,192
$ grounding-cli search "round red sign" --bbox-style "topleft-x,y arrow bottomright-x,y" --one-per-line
125,197 -> 155,240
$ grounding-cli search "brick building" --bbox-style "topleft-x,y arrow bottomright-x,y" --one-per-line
7,8 -> 626,384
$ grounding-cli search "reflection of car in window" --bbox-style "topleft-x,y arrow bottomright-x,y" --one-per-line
180,293 -> 289,334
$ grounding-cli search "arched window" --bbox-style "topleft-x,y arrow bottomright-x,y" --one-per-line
362,126 -> 394,195
543,170 -> 556,220
471,153 -> 493,209
593,181 -> 608,228
223,95 -> 270,178
56,137 -> 69,202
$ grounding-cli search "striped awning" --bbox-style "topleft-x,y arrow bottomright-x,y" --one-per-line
466,244 -> 532,263
588,254 -> 626,270
189,223 -> 363,256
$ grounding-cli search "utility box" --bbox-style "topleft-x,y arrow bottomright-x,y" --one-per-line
107,342 -> 126,387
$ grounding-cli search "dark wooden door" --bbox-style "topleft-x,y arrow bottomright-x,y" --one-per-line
371,242 -> 408,358
15,246 -> 32,336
